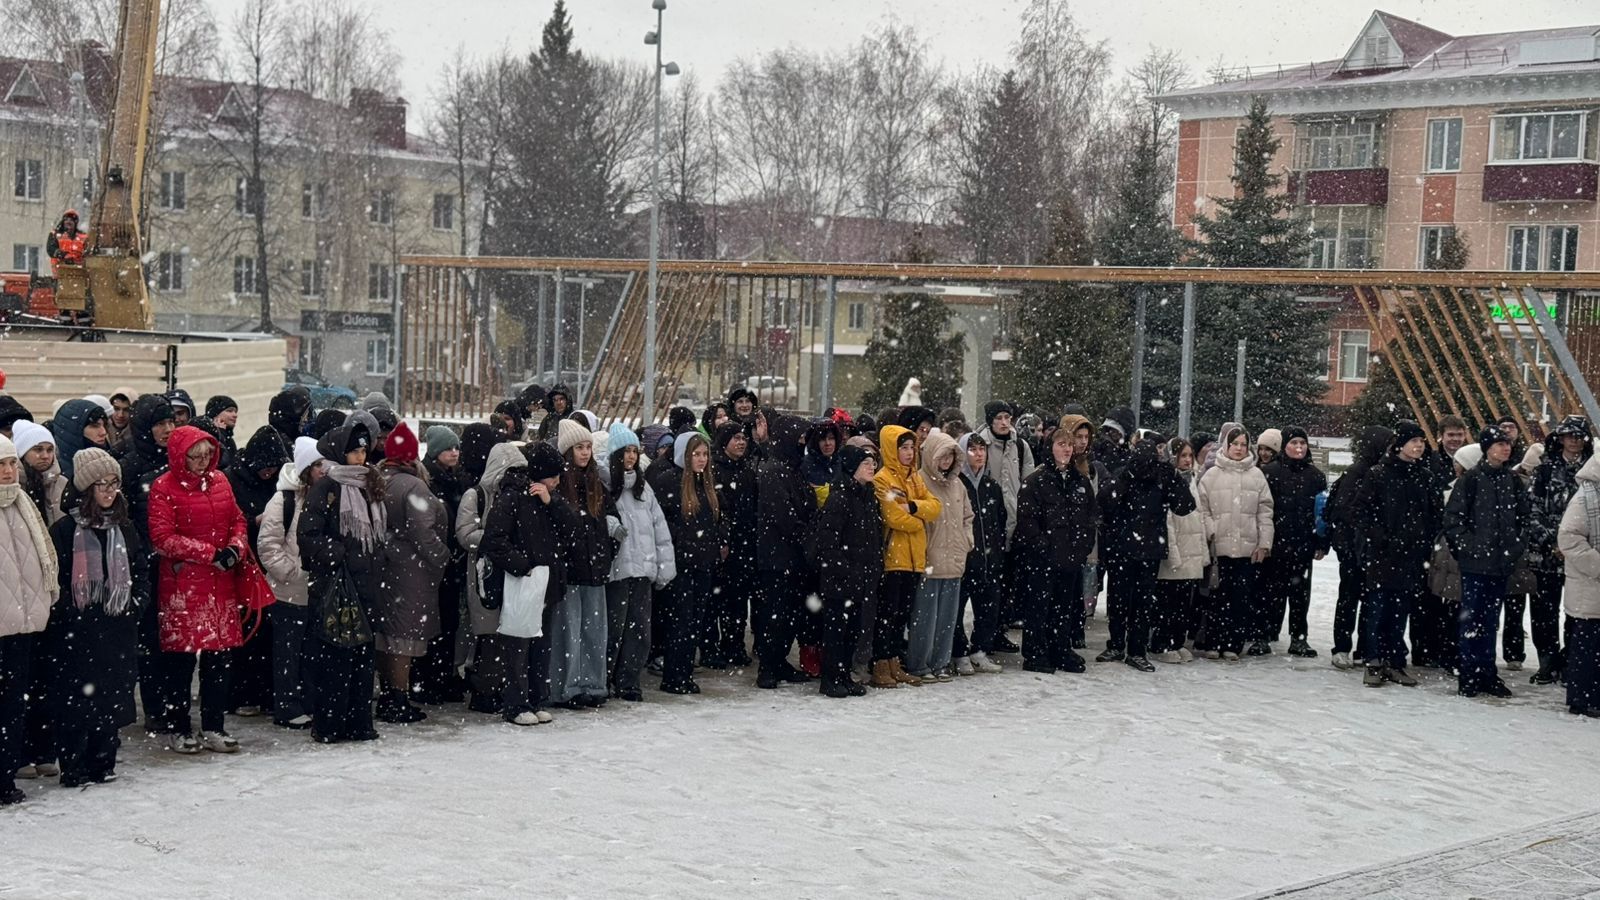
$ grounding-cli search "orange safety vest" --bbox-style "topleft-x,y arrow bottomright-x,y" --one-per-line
50,231 -> 85,273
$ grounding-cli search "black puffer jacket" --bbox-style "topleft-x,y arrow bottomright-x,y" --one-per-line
480,484 -> 567,590
1097,442 -> 1195,562
268,389 -> 312,448
297,467 -> 386,607
1356,448 -> 1444,591
755,415 -> 813,574
1015,455 -> 1098,570
1261,426 -> 1329,558
807,445 -> 885,594
658,472 -> 725,573
536,383 -> 574,443
560,468 -> 616,586
1327,425 -> 1392,560
1526,439 -> 1591,570
961,465 -> 1007,580
119,394 -> 175,544
713,423 -> 759,564
1445,461 -> 1530,578
225,426 -> 291,550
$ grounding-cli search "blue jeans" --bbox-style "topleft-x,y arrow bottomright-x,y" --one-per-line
1360,587 -> 1411,668
547,584 -> 609,702
1459,573 -> 1506,691
905,577 -> 961,676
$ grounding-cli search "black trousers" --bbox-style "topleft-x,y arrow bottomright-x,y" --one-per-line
664,569 -> 714,687
0,633 -> 32,778
1024,563 -> 1081,669
1108,558 -> 1161,657
1209,557 -> 1257,655
1332,552 -> 1366,656
1409,592 -> 1457,668
753,570 -> 801,672
172,650 -> 233,735
1259,549 -> 1314,643
706,558 -> 754,662
313,640 -> 375,740
1531,569 -> 1566,671
55,705 -> 120,780
137,598 -> 186,733
228,613 -> 274,712
820,583 -> 870,685
1154,579 -> 1196,653
952,562 -> 1002,658
872,571 -> 920,663
1565,616 -> 1600,714
414,574 -> 464,700
23,627 -> 53,765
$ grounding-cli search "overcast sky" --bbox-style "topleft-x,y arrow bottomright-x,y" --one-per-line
210,0 -> 1596,119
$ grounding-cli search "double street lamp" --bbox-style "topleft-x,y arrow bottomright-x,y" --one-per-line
642,0 -> 680,423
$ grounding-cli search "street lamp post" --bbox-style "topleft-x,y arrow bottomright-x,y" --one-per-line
643,0 -> 679,425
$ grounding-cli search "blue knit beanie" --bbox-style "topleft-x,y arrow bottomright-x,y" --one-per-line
608,422 -> 641,451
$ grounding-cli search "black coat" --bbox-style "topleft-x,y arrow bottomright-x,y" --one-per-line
297,471 -> 386,608
1327,425 -> 1393,560
560,472 -> 616,586
1262,456 -> 1329,557
1356,452 -> 1444,591
46,515 -> 149,732
1015,459 -> 1098,570
961,470 -> 1007,579
657,471 -> 725,573
1097,455 -> 1196,562
480,485 -> 567,604
713,444 -> 759,564
807,476 -> 884,598
755,422 -> 813,575
427,459 -> 471,590
1526,451 -> 1588,570
1445,463 -> 1531,578
118,395 -> 172,545
226,426 -> 290,551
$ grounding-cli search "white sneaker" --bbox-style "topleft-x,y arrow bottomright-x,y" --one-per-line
511,711 -> 541,727
969,651 -> 1003,674
1178,648 -> 1194,662
936,668 -> 955,683
1158,650 -> 1183,664
34,762 -> 59,777
1331,652 -> 1354,670
232,705 -> 263,718
535,710 -> 554,724
1222,652 -> 1240,661
14,764 -> 38,779
1203,650 -> 1221,660
200,731 -> 239,754
1505,660 -> 1524,672
954,656 -> 976,676
286,714 -> 313,728
167,733 -> 201,755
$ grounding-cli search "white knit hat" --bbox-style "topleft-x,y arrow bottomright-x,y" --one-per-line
1454,443 -> 1483,471
292,436 -> 322,479
0,434 -> 17,460
10,421 -> 53,460
556,418 -> 591,457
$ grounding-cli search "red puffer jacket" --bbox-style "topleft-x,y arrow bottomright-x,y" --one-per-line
149,426 -> 248,652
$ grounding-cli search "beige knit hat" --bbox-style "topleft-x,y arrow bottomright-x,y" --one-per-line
72,448 -> 121,491
556,418 -> 592,457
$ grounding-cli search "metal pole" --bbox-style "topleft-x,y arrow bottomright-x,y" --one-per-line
643,2 -> 664,423
536,275 -> 547,377
1129,286 -> 1147,428
582,273 -> 637,412
552,268 -> 564,381
577,280 -> 587,401
1524,286 -> 1600,425
819,275 -> 837,413
1234,337 -> 1247,424
1178,282 -> 1195,438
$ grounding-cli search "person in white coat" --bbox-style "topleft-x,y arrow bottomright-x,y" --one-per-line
1155,437 -> 1206,663
454,442 -> 534,717
604,426 -> 675,702
257,437 -> 322,730
1557,452 -> 1600,718
1197,422 -> 1274,660
0,434 -> 60,805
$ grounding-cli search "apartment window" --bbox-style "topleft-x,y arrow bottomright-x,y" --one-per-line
1418,226 -> 1456,268
299,259 -> 324,298
155,252 -> 185,292
232,255 -> 258,295
1315,331 -> 1331,381
159,172 -> 187,210
13,159 -> 42,200
11,244 -> 39,273
848,302 -> 866,331
1308,206 -> 1382,269
431,193 -> 454,231
1490,111 -> 1590,163
1425,118 -> 1462,172
369,190 -> 393,225
234,176 -> 262,215
726,295 -> 741,325
1338,330 -> 1370,382
367,262 -> 392,301
800,298 -> 822,328
1298,120 -> 1380,170
301,181 -> 327,219
1508,225 -> 1579,272
366,338 -> 392,376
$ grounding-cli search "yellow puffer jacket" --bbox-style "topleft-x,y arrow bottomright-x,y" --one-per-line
875,425 -> 942,573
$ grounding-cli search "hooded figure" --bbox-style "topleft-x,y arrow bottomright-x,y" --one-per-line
454,440 -> 529,710
1196,422 -> 1274,658
954,432 -> 1007,667
750,415 -> 816,686
268,389 -> 313,448
868,424 -> 943,687
491,400 -> 525,442
1092,406 -> 1137,478
903,430 -> 974,680
119,395 -> 177,544
52,399 -> 110,482
604,429 -> 675,700
1522,415 -> 1594,684
709,421 -> 758,666
895,406 -> 937,438
1258,424 -> 1328,656
457,423 -> 501,487
1556,451 -> 1600,716
1014,423 -> 1097,673
148,427 -> 249,655
536,383 -> 574,442
194,396 -> 239,472
897,378 -> 923,408
802,417 -> 844,504
1443,424 -> 1529,697
1097,439 -> 1195,668
805,441 -> 884,697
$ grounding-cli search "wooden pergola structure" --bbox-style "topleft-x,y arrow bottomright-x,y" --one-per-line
399,254 -> 1600,439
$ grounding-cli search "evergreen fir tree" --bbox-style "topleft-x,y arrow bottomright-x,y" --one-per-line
954,71 -> 1046,266
1001,197 -> 1129,417
1185,95 -> 1327,432
861,234 -> 966,412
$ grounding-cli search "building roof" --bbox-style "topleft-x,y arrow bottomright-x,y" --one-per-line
1161,11 -> 1600,116
649,202 -> 971,265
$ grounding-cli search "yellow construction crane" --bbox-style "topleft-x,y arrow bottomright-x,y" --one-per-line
54,0 -> 159,331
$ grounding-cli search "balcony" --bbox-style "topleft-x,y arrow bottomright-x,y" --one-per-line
1288,168 -> 1389,206
1482,162 -> 1599,203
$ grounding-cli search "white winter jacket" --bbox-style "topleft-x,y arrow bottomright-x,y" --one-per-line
1558,454 -> 1600,620
607,471 -> 676,585
0,485 -> 57,637
1159,470 -> 1207,581
1198,453 -> 1275,559
257,468 -> 308,607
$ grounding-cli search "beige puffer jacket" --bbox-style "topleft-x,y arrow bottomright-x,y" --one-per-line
1558,454 -> 1600,620
0,484 -> 58,637
1159,470 -> 1207,580
1198,448 -> 1275,559
256,466 -> 308,607
920,431 -> 974,579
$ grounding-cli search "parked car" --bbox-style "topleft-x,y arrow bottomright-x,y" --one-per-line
733,375 -> 798,409
283,368 -> 357,410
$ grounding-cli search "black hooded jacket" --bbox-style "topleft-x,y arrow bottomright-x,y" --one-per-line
961,457 -> 1007,580
458,423 -> 501,486
536,383 -> 574,442
1261,426 -> 1330,557
756,415 -> 814,574
713,423 -> 759,563
1015,454 -> 1099,570
1525,418 -> 1594,569
1097,441 -> 1196,562
1326,425 -> 1393,560
1445,454 -> 1529,578
1357,442 -> 1445,590
119,394 -> 175,542
802,418 -> 843,489
806,444 -> 885,594
268,389 -> 312,448
226,426 -> 291,550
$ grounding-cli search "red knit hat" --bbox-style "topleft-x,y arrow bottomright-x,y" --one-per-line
383,421 -> 419,464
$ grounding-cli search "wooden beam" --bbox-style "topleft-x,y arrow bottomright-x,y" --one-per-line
1490,284 -> 1561,419
1352,285 -> 1436,444
1419,286 -> 1496,431
1448,287 -> 1534,443
1394,287 -> 1464,423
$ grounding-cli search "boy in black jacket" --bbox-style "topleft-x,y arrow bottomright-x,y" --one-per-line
806,444 -> 883,697
1445,425 -> 1531,699
953,433 -> 1007,674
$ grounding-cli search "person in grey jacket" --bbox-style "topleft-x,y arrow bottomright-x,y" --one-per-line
1444,425 -> 1530,699
455,441 -> 526,715
604,427 -> 675,701
1556,451 -> 1600,717
978,401 -> 1034,649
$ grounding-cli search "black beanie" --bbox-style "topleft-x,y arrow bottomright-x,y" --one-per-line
983,400 -> 1012,430
524,442 -> 565,481
1391,419 -> 1426,451
1479,425 -> 1512,454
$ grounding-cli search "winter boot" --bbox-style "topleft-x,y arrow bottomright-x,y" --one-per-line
1531,664 -> 1559,686
0,780 -> 23,806
1057,650 -> 1088,673
1246,640 -> 1271,657
1094,647 -> 1125,663
377,690 -> 427,724
821,678 -> 852,699
1125,655 -> 1156,673
1363,665 -> 1386,687
1287,639 -> 1318,658
968,651 -> 1003,673
1331,652 -> 1354,670
889,658 -> 922,686
1383,666 -> 1418,687
799,645 -> 822,678
1484,678 -> 1515,698
991,635 -> 1022,655
870,660 -> 899,689
200,731 -> 240,753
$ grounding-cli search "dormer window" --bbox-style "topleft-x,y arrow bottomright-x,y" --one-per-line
5,67 -> 44,105
1364,36 -> 1392,66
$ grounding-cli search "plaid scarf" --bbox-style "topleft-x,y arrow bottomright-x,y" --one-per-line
71,512 -> 133,614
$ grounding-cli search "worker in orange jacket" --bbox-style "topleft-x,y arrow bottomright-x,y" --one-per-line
46,209 -> 86,275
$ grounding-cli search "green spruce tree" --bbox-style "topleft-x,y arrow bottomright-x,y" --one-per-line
862,234 -> 966,411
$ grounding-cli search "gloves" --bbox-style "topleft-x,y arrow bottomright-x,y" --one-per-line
907,501 -> 918,516
607,516 -> 629,541
213,547 -> 240,571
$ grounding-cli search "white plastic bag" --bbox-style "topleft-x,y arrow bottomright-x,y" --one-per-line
497,566 -> 549,639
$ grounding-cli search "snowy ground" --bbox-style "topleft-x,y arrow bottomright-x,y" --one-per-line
6,557 -> 1599,899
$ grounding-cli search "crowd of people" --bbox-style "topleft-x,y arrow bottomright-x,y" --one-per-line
1,378 -> 1596,807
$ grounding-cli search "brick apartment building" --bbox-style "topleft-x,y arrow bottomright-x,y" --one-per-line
1160,10 -> 1600,422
